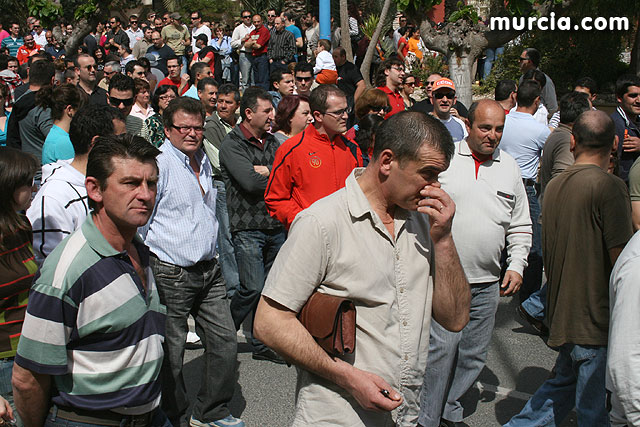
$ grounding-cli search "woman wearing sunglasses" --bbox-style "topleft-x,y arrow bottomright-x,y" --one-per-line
401,74 -> 418,109
344,88 -> 390,140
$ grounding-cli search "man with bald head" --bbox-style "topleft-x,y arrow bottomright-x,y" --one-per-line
505,110 -> 633,427
419,100 -> 532,427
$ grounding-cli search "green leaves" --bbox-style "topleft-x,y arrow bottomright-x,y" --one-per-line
448,1 -> 478,23
27,0 -> 62,26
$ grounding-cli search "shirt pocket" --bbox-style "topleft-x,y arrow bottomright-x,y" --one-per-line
495,190 -> 516,227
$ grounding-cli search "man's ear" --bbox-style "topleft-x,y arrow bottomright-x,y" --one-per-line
85,176 -> 103,206
569,134 -> 576,153
464,118 -> 471,134
378,149 -> 395,177
612,135 -> 619,152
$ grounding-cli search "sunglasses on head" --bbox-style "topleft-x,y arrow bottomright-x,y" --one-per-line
109,97 -> 134,107
434,91 -> 455,100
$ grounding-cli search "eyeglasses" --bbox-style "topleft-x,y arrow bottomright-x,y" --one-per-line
324,107 -> 352,117
267,14 -> 276,17
130,21 -> 138,24
83,64 -> 96,70
426,81 -> 436,86
242,15 -> 251,19
371,105 -> 391,114
518,57 -> 529,62
159,94 -> 176,101
109,97 -> 134,107
434,91 -> 455,100
404,81 -> 416,86
391,66 -> 404,72
296,76 -> 312,82
191,16 -> 199,20
33,25 -> 41,28
171,125 -> 204,134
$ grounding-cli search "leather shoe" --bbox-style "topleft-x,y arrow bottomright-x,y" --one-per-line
517,303 -> 549,336
252,348 -> 287,364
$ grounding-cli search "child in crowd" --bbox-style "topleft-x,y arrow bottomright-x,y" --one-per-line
313,39 -> 337,84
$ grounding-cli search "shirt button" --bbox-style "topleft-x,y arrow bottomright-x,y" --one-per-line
395,253 -> 399,260
403,321 -> 408,326
399,287 -> 405,293
404,354 -> 409,361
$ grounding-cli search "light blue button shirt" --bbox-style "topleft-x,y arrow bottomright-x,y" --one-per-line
139,140 -> 218,267
500,111 -> 551,180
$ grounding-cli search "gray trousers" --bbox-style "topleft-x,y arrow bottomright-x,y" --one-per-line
419,282 -> 500,425
238,51 -> 253,90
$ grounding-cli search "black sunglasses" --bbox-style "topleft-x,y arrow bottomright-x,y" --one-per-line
371,105 -> 391,113
109,97 -> 134,107
434,91 -> 455,100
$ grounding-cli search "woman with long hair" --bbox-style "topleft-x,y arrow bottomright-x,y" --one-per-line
39,84 -> 86,165
344,88 -> 390,139
401,74 -> 417,109
0,147 -> 39,423
272,95 -> 313,145
211,25 -> 233,83
142,85 -> 178,147
354,113 -> 384,164
130,78 -> 154,120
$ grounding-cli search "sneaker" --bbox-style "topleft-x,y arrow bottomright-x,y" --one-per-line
516,303 -> 549,336
252,348 -> 287,364
185,331 -> 203,349
189,415 -> 245,427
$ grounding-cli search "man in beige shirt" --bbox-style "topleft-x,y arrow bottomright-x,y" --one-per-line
254,111 -> 470,426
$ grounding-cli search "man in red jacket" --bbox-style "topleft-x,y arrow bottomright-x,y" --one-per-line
265,84 -> 363,228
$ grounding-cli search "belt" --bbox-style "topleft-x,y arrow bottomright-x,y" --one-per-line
150,253 -> 216,271
50,405 -> 154,427
522,178 -> 536,187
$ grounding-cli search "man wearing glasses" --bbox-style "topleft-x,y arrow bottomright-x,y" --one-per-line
429,78 -> 467,143
377,58 -> 406,118
108,73 -> 144,136
266,9 -> 278,31
518,48 -> 557,114
140,97 -> 241,427
294,61 -> 314,97
76,53 -> 108,105
265,85 -> 363,229
105,16 -> 130,56
230,10 -> 255,91
190,11 -> 211,55
125,14 -> 143,49
31,20 -> 47,46
411,73 -> 469,118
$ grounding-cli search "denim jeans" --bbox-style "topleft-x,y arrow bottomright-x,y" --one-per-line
238,52 -> 253,90
214,180 -> 239,297
44,406 -> 172,427
230,228 -> 285,352
419,282 -> 500,425
150,257 -> 237,424
520,184 -> 543,302
522,282 -> 547,321
482,47 -> 504,79
505,344 -> 609,427
0,359 -> 21,427
251,54 -> 269,90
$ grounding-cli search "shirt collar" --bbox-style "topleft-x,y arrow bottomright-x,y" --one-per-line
378,85 -> 400,96
239,122 -> 264,142
346,168 -> 409,235
458,138 -> 501,161
81,214 -> 145,258
161,139 -> 206,169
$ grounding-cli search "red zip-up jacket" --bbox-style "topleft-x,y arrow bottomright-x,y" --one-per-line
265,124 -> 363,229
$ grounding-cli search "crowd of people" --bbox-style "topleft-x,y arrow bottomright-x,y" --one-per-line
0,7 -> 639,427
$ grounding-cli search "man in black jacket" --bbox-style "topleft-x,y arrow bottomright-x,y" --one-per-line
219,87 -> 286,364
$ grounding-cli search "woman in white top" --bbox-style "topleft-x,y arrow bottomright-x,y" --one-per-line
130,78 -> 154,120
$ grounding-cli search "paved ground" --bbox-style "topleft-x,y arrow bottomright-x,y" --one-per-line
183,296 -> 578,426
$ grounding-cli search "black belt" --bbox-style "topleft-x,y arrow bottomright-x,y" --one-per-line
522,178 -> 536,187
50,405 -> 154,427
150,253 -> 216,271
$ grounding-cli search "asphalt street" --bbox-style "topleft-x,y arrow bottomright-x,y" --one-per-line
183,296 -> 578,426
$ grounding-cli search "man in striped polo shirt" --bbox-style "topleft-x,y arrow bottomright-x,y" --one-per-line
12,135 -> 169,427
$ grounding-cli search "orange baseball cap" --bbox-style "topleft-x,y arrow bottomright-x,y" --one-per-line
432,78 -> 455,92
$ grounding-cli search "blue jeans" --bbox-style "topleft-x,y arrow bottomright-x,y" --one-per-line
522,282 -> 547,321
419,282 -> 500,425
238,52 -> 253,90
251,54 -> 269,90
150,257 -> 237,425
45,406 -> 172,427
504,344 -> 609,427
482,47 -> 504,79
214,180 -> 239,297
0,359 -> 21,426
230,228 -> 285,352
520,184 -> 543,302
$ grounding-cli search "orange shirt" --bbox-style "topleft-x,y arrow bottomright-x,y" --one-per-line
16,44 -> 42,64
